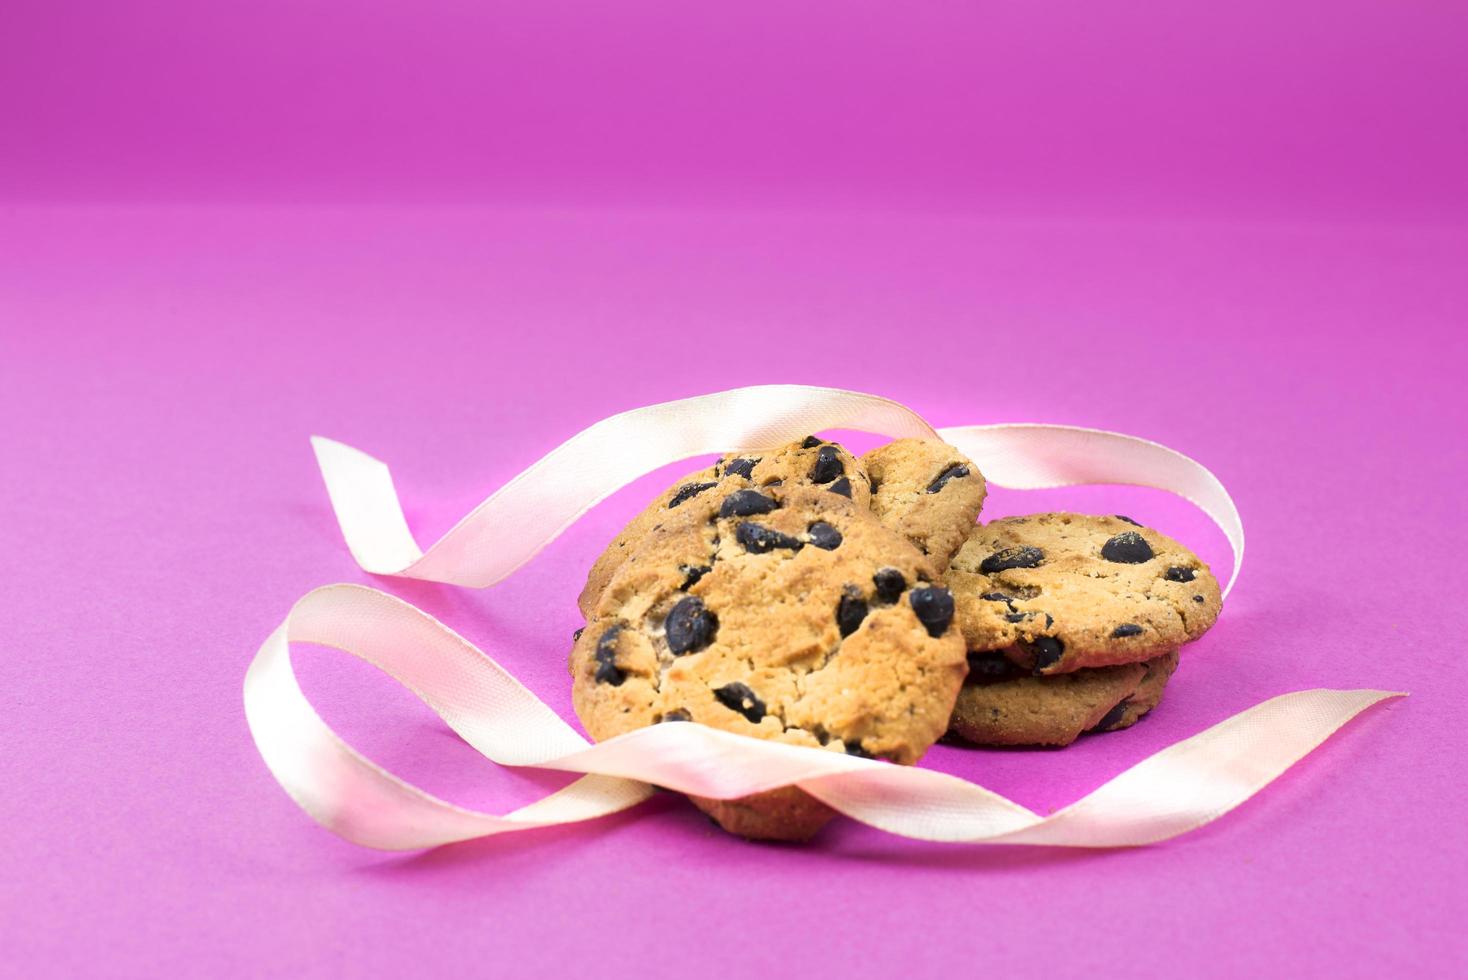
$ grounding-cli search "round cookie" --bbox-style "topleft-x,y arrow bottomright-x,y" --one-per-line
948,649 -> 1180,747
859,439 -> 987,573
578,437 -> 871,617
571,484 -> 967,841
947,513 -> 1221,674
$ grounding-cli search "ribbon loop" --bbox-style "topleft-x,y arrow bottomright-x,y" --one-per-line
313,385 -> 1241,594
938,424 -> 1244,597
245,584 -> 1399,850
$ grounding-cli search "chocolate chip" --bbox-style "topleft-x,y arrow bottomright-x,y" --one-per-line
909,586 -> 955,637
722,457 -> 758,479
713,682 -> 766,723
844,742 -> 874,759
1165,566 -> 1196,583
594,626 -> 627,685
810,445 -> 845,484
1111,623 -> 1144,638
927,463 -> 970,494
1005,612 -> 1027,623
979,592 -> 1012,603
1101,531 -> 1155,564
1090,698 -> 1132,733
801,435 -> 823,449
873,568 -> 906,603
572,626 -> 584,642
837,593 -> 868,637
869,475 -> 880,494
1193,595 -> 1205,603
719,489 -> 779,518
665,597 -> 717,654
679,564 -> 712,590
1030,636 -> 1064,671
966,651 -> 1019,683
827,476 -> 853,498
979,546 -> 1045,574
660,708 -> 691,723
668,482 -> 717,508
735,522 -> 804,554
1114,515 -> 1141,526
808,521 -> 842,550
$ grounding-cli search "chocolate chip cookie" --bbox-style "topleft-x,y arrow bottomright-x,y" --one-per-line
947,513 -> 1221,674
571,484 -> 967,841
948,649 -> 1180,746
860,438 -> 987,573
578,438 -> 871,617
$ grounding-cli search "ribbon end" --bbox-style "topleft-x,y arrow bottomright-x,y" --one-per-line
310,434 -> 384,468
309,436 -> 424,574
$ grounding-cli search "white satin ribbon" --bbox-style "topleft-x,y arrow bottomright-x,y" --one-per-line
243,384 -> 1398,849
246,584 -> 1398,849
311,385 -> 1243,595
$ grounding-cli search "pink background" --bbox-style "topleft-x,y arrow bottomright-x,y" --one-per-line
2,2 -> 1465,977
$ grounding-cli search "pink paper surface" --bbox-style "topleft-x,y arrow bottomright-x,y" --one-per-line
3,2 -> 1465,977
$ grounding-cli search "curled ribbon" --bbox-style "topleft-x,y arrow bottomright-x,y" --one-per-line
247,385 -> 1399,849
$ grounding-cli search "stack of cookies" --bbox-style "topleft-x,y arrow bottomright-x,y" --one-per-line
570,437 -> 1221,841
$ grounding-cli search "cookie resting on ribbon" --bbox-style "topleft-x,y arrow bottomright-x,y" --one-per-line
859,438 -> 987,573
570,484 -> 966,841
949,650 -> 1180,747
946,513 -> 1222,675
577,437 -> 871,618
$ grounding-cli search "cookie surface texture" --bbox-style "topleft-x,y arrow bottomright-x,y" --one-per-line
859,438 -> 987,573
947,513 -> 1221,674
571,484 -> 967,840
578,438 -> 871,617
